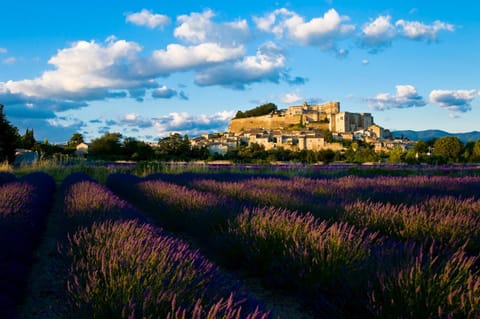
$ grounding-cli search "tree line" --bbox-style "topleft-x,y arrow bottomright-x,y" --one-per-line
234,103 -> 277,119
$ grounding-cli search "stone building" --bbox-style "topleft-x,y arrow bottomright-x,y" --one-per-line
229,101 -> 374,134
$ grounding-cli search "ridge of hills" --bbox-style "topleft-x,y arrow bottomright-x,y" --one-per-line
392,130 -> 480,143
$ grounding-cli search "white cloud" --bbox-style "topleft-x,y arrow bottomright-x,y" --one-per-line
151,85 -> 188,100
1,39 -> 146,100
0,48 -> 7,54
174,9 -> 250,46
152,111 -> 235,136
120,113 -> 153,128
359,16 -> 454,52
150,42 -> 245,74
361,15 -> 396,48
194,42 -> 288,89
174,10 -> 251,46
126,9 -> 171,29
361,59 -> 369,65
254,8 -> 355,50
281,92 -> 303,104
111,111 -> 235,137
368,85 -> 426,110
2,57 -> 16,64
396,19 -> 454,41
429,89 -> 478,112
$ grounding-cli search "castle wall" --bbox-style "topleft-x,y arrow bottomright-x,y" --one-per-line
229,115 -> 302,132
310,101 -> 340,114
229,101 -> 372,134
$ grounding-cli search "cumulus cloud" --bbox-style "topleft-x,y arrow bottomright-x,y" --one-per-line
151,86 -> 188,100
152,111 -> 235,136
361,59 -> 369,65
396,19 -> 454,41
281,92 -> 303,104
368,85 -> 426,110
0,90 -> 88,114
194,42 -> 294,89
4,104 -> 56,119
429,89 -> 479,112
125,9 -> 171,29
0,48 -> 7,54
174,9 -> 251,46
360,15 -> 396,50
120,113 -> 154,128
149,42 -> 244,74
359,15 -> 454,52
0,37 -> 246,113
254,8 -> 355,50
114,111 -> 235,137
0,39 -> 148,101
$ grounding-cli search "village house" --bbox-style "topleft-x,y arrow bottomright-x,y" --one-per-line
74,142 -> 89,158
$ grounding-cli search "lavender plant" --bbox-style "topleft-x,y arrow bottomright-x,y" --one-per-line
225,206 -> 378,291
368,243 -> 480,318
343,196 -> 480,250
107,173 -> 237,237
0,172 -> 55,318
62,173 -> 144,229
63,220 -> 270,319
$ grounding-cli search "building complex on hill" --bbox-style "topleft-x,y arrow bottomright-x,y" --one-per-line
191,101 -> 413,156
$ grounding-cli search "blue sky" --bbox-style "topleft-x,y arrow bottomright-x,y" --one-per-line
1,0 -> 479,143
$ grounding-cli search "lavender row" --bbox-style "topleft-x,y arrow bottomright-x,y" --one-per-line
106,173 -> 241,239
61,172 -> 146,230
0,172 -> 55,318
188,174 -> 480,220
0,171 -> 16,186
342,196 -> 480,251
189,177 -> 336,220
61,173 -> 270,318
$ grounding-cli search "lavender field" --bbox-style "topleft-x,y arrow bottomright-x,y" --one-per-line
3,164 -> 480,318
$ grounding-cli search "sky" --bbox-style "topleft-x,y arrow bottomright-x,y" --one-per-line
0,0 -> 479,143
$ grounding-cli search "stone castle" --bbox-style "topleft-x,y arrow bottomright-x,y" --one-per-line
190,101 -> 403,156
228,101 -> 376,135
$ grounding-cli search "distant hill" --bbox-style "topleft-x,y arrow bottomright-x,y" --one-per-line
392,130 -> 480,143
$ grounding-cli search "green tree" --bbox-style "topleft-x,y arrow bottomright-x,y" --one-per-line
68,133 -> 85,148
123,137 -> 154,161
234,103 -> 277,119
462,141 -> 475,162
318,149 -> 335,164
90,132 -> 123,160
388,146 -> 405,163
0,104 -> 20,163
413,140 -> 428,154
433,136 -> 464,163
472,140 -> 480,162
156,133 -> 191,161
33,140 -> 64,160
234,143 -> 267,162
20,128 -> 36,149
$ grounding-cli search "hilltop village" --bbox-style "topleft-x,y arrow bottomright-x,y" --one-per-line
191,101 -> 411,156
